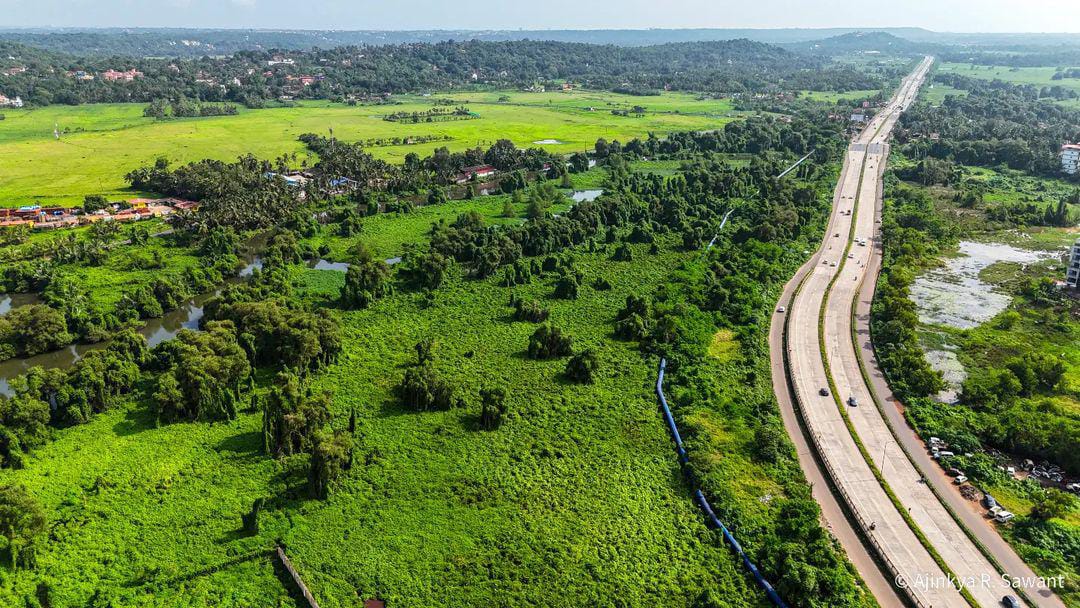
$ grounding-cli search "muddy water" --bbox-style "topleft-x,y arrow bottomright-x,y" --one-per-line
911,240 -> 1064,403
909,241 -> 1059,330
922,343 -> 967,404
0,293 -> 213,396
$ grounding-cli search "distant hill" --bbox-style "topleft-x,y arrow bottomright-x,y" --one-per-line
0,27 -> 942,57
781,31 -> 930,56
2,27 -> 1078,59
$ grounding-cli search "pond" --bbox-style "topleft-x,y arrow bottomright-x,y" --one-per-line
922,342 -> 967,404
0,293 -> 40,315
533,139 -> 563,145
0,254 -> 384,395
571,190 -> 603,203
909,241 -> 1060,330
0,292 -> 216,396
307,258 -> 351,272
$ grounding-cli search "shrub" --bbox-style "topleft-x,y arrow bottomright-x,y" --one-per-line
527,324 -> 573,359
478,387 -> 508,430
513,299 -> 549,323
565,349 -> 599,383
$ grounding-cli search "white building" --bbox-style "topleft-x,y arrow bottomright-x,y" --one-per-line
0,94 -> 23,108
1067,238 -> 1080,290
1061,144 -> 1080,175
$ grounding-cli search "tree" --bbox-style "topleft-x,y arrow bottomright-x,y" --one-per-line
553,273 -> 580,299
1,304 -> 71,357
83,194 -> 109,213
502,199 -> 516,218
340,252 -> 392,309
0,485 -> 46,570
427,187 -> 448,206
478,387 -> 508,430
528,324 -> 573,359
1031,489 -> 1076,521
512,299 -> 549,322
262,371 -> 332,458
153,323 -> 251,423
308,430 -> 352,499
564,348 -> 598,383
399,361 -> 457,410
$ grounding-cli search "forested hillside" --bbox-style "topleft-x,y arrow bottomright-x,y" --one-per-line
0,38 -> 882,107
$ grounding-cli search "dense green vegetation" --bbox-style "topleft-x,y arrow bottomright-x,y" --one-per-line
0,38 -> 880,108
0,96 -> 879,606
898,69 -> 1080,178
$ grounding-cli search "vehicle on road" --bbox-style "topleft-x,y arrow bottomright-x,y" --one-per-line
1002,595 -> 1020,608
847,396 -> 858,407
777,306 -> 785,313
819,387 -> 830,396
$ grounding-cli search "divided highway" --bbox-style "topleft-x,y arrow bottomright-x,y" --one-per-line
771,57 -> 1053,608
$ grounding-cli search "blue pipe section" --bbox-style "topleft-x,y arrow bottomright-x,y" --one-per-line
657,358 -> 789,608
655,359 -> 689,464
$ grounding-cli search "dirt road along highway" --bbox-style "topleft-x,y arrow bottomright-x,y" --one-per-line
770,57 -> 1058,608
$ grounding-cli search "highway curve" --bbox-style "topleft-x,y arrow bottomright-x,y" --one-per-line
770,57 -> 1048,608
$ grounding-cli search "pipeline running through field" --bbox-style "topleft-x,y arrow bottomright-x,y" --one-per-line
656,358 -> 789,608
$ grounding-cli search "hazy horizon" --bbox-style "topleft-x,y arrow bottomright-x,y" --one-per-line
1,0 -> 1078,34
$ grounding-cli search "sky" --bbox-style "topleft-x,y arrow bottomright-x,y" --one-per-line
1,0 -> 1078,32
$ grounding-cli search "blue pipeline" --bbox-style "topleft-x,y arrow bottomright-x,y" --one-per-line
657,358 -> 789,608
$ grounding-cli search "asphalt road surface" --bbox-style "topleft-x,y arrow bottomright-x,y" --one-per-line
771,57 -> 1054,608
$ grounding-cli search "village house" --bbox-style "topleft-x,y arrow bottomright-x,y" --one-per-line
0,94 -> 24,108
3,66 -> 27,76
454,164 -> 497,184
66,70 -> 95,81
102,69 -> 144,82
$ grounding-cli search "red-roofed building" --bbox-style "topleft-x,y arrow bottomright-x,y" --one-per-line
454,164 -> 497,184
102,69 -> 143,82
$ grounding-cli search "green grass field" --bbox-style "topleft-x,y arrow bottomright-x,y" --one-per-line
795,89 -> 879,103
935,63 -> 1080,105
0,90 -> 736,208
920,82 -> 968,104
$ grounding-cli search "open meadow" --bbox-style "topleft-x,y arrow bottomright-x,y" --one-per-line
935,62 -> 1080,107
0,90 -> 736,208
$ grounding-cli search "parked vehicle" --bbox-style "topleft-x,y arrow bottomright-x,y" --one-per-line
954,475 -> 967,484
994,510 -> 1015,523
